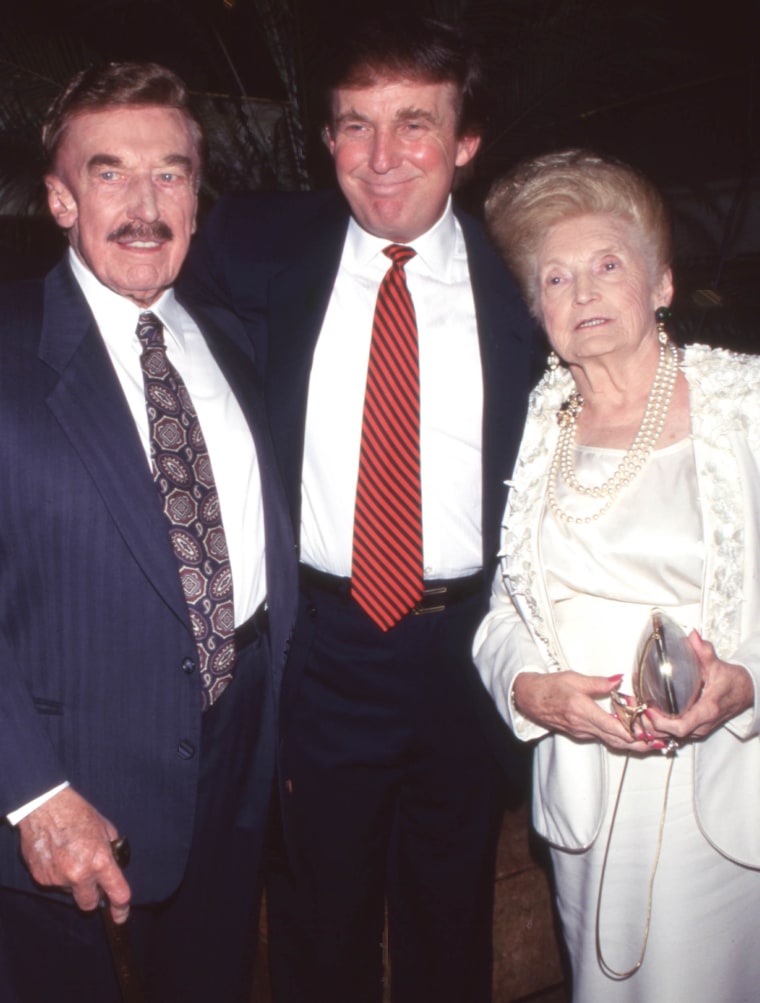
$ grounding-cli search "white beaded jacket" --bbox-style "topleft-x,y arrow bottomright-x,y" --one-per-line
474,344 -> 760,866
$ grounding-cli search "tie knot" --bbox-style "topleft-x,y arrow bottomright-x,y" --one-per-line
383,244 -> 416,269
136,311 -> 165,350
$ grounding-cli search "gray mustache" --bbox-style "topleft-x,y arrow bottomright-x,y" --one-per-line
108,221 -> 174,242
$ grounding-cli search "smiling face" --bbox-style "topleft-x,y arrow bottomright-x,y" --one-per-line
325,77 -> 480,243
536,213 -> 673,368
45,104 -> 200,306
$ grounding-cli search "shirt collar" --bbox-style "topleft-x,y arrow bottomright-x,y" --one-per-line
344,196 -> 457,278
67,247 -> 185,352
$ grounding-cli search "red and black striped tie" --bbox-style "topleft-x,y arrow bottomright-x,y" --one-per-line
351,244 -> 424,631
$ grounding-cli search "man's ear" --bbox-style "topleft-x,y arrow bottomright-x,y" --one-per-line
45,175 -> 78,230
455,132 -> 481,169
322,125 -> 336,157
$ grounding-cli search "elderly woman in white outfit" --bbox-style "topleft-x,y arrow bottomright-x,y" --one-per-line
473,149 -> 760,1002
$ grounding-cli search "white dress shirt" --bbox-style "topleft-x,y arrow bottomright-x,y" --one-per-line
7,250 -> 266,825
300,199 -> 484,580
69,249 -> 267,624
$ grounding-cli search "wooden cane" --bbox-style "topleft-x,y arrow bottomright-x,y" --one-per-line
100,837 -> 146,1003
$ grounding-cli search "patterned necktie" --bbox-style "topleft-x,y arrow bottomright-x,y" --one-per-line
351,245 -> 424,631
136,311 -> 235,709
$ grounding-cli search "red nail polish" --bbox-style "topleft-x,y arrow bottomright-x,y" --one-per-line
608,674 -> 624,683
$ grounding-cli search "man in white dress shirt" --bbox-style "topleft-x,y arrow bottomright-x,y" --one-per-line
0,62 -> 295,1002
182,15 -> 534,1003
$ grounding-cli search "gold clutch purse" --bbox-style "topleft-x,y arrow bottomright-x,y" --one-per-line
634,608 -> 702,716
612,608 -> 702,738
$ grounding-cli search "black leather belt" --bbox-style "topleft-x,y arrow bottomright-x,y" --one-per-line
234,600 -> 269,652
299,565 -> 484,615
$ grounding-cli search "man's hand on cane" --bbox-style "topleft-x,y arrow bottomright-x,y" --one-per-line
17,786 -> 131,923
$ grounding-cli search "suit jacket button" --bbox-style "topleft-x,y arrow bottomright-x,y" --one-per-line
177,740 -> 196,760
181,657 -> 195,674
284,779 -> 294,795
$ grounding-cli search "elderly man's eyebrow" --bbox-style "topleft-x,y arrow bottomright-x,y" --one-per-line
160,154 -> 194,171
86,154 -> 124,170
85,153 -> 194,171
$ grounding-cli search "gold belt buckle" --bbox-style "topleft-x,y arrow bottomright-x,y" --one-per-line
411,585 -> 447,615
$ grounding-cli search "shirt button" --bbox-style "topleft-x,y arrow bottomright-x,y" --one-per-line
181,657 -> 195,674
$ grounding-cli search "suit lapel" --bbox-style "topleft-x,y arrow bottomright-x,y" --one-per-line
40,261 -> 191,627
266,200 -> 349,526
183,298 -> 265,430
182,297 -> 281,510
458,212 -> 534,567
179,295 -> 298,682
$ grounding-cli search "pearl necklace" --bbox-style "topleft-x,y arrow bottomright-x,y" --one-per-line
548,339 -> 679,524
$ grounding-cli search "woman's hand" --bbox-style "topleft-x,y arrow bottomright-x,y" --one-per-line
512,670 -> 655,752
645,630 -> 755,743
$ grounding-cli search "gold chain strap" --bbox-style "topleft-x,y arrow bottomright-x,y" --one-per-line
595,752 -> 676,980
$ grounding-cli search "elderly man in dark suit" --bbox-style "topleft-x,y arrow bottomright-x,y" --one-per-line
183,14 -> 534,1003
0,62 -> 296,1003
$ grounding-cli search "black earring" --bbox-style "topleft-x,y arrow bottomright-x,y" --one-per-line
655,306 -> 671,345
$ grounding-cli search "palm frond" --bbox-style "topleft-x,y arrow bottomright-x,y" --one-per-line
0,29 -> 96,216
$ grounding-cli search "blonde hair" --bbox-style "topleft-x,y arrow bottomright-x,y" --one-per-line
485,149 -> 672,316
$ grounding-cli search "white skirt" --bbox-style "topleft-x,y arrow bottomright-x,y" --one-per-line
551,744 -> 760,1003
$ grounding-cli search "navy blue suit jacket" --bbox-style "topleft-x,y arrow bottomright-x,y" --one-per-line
182,190 -> 535,770
0,258 -> 297,902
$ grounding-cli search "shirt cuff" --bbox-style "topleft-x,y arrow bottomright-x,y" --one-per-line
6,781 -> 71,827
